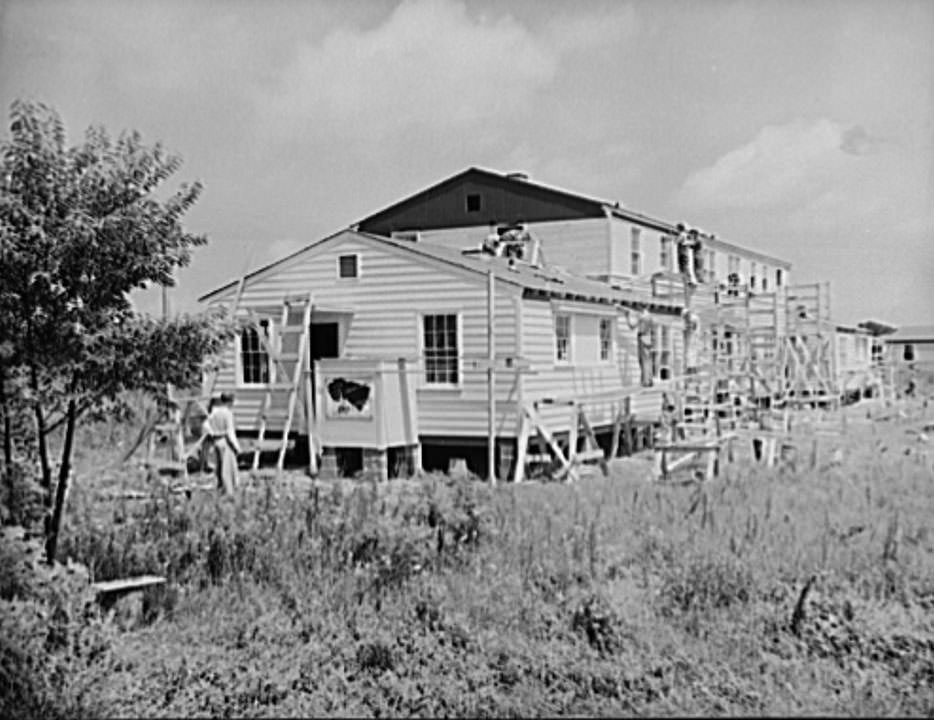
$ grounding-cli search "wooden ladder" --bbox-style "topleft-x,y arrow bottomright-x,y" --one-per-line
252,294 -> 314,472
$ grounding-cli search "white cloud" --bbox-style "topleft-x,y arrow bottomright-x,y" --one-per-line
541,4 -> 639,54
679,118 -> 854,209
263,0 -> 558,143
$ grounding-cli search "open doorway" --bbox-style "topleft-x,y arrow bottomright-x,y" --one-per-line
310,322 -> 340,418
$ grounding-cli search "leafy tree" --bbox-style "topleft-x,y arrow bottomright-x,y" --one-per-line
0,100 -> 234,562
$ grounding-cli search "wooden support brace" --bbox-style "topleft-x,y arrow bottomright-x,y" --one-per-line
578,405 -> 609,476
512,411 -> 531,483
610,406 -> 623,458
527,406 -> 577,482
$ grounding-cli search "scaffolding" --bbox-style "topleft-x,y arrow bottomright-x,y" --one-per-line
780,282 -> 839,409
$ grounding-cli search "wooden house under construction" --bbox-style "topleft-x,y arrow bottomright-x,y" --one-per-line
199,229 -> 685,479
193,166 -> 885,482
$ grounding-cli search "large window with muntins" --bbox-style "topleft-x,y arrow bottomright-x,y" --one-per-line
240,320 -> 271,385
555,314 -> 572,363
423,314 -> 459,384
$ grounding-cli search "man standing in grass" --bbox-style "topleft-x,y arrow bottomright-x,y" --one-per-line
202,392 -> 241,494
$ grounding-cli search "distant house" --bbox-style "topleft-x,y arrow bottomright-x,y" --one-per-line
199,229 -> 684,478
833,323 -> 874,398
355,167 -> 792,292
885,325 -> 934,369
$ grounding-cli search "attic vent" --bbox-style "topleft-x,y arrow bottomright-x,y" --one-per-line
506,172 -> 529,182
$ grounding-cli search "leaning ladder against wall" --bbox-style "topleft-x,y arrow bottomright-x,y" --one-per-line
250,293 -> 315,474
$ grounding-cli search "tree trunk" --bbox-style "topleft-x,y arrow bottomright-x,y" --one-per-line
32,391 -> 54,548
1,362 -> 11,469
46,397 -> 78,565
34,406 -> 52,493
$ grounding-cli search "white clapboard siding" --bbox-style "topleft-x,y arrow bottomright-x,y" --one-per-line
205,229 -> 691,442
608,217 -> 673,278
517,300 -> 671,432
206,231 -> 524,438
835,331 -> 874,390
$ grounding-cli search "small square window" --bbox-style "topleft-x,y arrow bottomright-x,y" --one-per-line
466,193 -> 482,212
338,254 -> 358,279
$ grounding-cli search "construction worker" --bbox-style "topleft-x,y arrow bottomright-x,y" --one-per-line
482,222 -> 500,256
626,307 -> 656,387
676,226 -> 700,287
693,234 -> 704,283
202,392 -> 241,494
682,309 -> 700,375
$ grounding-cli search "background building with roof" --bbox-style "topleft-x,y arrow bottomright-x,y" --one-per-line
885,325 -> 934,369
355,167 -> 792,293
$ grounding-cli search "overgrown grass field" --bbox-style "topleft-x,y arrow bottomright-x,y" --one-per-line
4,404 -> 934,717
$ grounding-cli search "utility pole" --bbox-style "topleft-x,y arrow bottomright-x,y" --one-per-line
487,269 -> 496,485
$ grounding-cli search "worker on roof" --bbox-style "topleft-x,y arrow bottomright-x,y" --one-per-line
202,392 -> 241,494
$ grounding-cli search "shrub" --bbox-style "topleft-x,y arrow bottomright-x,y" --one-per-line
0,462 -> 46,532
0,527 -> 113,719
659,551 -> 755,616
570,591 -> 625,655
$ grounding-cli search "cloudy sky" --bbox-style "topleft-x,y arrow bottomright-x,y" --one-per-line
2,0 -> 932,325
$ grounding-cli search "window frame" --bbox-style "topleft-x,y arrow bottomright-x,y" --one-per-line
465,193 -> 482,213
630,227 -> 642,275
659,235 -> 672,272
237,318 -> 275,388
337,253 -> 360,280
654,323 -> 672,381
555,313 -> 572,365
599,317 -> 614,363
421,312 -> 462,387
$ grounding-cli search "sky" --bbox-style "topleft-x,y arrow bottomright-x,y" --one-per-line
1,0 -> 932,326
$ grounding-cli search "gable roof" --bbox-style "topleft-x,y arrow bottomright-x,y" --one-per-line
355,166 -> 790,268
355,166 -> 674,234
199,229 -> 682,313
